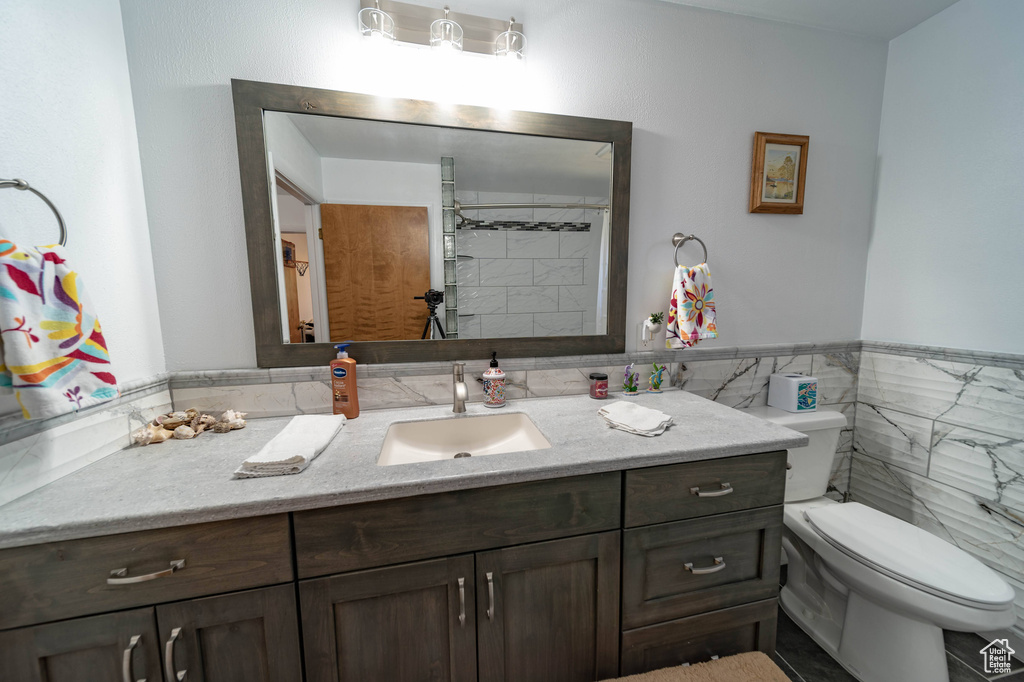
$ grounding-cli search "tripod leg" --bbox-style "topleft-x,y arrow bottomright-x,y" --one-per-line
422,314 -> 432,340
432,314 -> 447,339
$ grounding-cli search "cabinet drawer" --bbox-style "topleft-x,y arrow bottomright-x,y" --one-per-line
620,598 -> 778,676
624,451 -> 786,527
0,515 -> 293,630
293,473 -> 620,578
622,506 -> 781,629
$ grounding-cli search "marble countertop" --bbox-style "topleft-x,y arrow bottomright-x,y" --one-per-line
0,390 -> 806,549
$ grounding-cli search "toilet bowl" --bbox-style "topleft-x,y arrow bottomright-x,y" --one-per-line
739,406 -> 1016,682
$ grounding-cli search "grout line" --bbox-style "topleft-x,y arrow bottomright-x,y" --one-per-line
945,649 -> 991,681
774,652 -> 808,682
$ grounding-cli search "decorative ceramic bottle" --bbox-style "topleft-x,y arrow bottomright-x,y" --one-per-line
482,352 -> 506,408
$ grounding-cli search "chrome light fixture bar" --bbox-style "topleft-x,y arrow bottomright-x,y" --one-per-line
359,0 -> 523,57
495,16 -> 526,60
430,5 -> 464,52
358,0 -> 396,41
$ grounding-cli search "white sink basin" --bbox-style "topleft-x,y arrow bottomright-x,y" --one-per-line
377,413 -> 552,466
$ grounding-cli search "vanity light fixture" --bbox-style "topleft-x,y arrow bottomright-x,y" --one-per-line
430,6 -> 464,52
359,0 -> 396,42
357,1 -> 523,58
495,16 -> 526,60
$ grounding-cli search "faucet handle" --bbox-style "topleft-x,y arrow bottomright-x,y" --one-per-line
452,362 -> 465,379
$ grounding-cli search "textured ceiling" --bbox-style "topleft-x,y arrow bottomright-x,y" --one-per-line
656,0 -> 959,40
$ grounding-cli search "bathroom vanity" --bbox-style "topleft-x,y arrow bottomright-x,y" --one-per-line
0,391 -> 804,681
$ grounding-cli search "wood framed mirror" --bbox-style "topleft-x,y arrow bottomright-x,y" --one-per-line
232,79 -> 631,366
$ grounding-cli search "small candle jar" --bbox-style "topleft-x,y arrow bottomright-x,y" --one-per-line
589,372 -> 609,399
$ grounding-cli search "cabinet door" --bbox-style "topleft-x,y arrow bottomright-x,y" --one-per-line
0,607 -> 161,682
300,554 -> 477,682
477,531 -> 620,682
155,584 -> 302,682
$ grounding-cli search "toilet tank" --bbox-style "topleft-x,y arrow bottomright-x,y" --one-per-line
739,406 -> 847,502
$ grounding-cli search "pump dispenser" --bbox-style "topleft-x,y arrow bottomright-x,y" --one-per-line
482,352 -> 506,408
330,342 -> 359,418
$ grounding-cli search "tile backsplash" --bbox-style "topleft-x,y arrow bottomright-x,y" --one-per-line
455,191 -> 607,338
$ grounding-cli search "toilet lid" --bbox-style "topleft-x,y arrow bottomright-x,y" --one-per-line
805,502 -> 1014,606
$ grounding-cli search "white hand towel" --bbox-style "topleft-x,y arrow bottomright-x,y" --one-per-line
598,401 -> 674,437
234,414 -> 346,478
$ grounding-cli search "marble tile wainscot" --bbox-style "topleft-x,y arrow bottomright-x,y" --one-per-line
849,342 -> 1024,644
0,375 -> 172,507
167,341 -> 860,498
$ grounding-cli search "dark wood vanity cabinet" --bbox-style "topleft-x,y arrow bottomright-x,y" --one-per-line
618,451 -> 786,676
0,585 -> 302,682
0,452 -> 786,681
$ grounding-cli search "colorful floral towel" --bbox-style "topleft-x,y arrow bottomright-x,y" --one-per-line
666,262 -> 717,349
0,240 -> 118,420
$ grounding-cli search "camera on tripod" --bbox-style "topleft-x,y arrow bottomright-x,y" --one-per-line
414,289 -> 445,310
414,289 -> 446,339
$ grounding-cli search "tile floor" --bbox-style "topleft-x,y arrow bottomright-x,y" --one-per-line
773,609 -> 1024,681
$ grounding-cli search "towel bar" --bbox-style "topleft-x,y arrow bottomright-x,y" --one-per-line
672,233 -> 707,266
0,178 -> 68,246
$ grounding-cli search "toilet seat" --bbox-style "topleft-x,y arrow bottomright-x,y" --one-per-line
804,502 -> 1015,609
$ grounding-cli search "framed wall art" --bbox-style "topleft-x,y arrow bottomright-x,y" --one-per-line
749,132 -> 809,214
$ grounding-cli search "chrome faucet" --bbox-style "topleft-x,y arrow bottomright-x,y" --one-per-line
452,362 -> 469,413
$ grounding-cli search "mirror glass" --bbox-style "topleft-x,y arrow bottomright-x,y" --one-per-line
264,112 -> 612,344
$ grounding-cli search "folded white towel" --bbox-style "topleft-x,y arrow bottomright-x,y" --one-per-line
234,414 -> 346,478
598,401 -> 674,437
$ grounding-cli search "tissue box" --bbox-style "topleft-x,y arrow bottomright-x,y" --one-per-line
767,373 -> 818,412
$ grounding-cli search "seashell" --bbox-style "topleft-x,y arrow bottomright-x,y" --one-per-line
185,408 -> 199,421
161,411 -> 189,429
220,409 -> 247,422
173,425 -> 197,439
212,421 -> 233,433
132,423 -> 173,446
226,418 -> 246,430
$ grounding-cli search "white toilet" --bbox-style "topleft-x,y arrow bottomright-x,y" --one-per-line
740,406 -> 1016,682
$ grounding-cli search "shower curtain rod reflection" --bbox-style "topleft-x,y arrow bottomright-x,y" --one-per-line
455,201 -> 608,212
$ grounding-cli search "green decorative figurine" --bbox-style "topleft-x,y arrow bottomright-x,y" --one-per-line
623,363 -> 640,395
648,363 -> 666,393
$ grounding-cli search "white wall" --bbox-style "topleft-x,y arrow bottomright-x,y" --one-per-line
861,0 -> 1024,355
120,0 -> 888,370
0,0 -> 165,388
265,113 -> 325,202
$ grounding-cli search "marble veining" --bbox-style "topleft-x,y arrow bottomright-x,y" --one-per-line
672,355 -> 814,408
929,422 -> 1024,511
852,402 -> 933,476
858,351 -> 1024,440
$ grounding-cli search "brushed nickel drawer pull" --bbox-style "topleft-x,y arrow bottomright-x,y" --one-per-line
690,482 -> 732,497
458,577 -> 466,627
122,634 -> 145,682
684,556 -> 726,574
164,627 -> 186,682
486,571 -> 495,621
108,559 -> 185,585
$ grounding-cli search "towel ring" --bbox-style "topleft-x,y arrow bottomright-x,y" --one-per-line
0,179 -> 68,246
672,233 -> 707,266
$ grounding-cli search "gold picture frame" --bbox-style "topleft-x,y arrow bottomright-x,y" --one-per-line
749,132 -> 809,214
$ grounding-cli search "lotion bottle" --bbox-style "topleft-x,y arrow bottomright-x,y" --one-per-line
482,352 -> 506,408
331,343 -> 359,418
